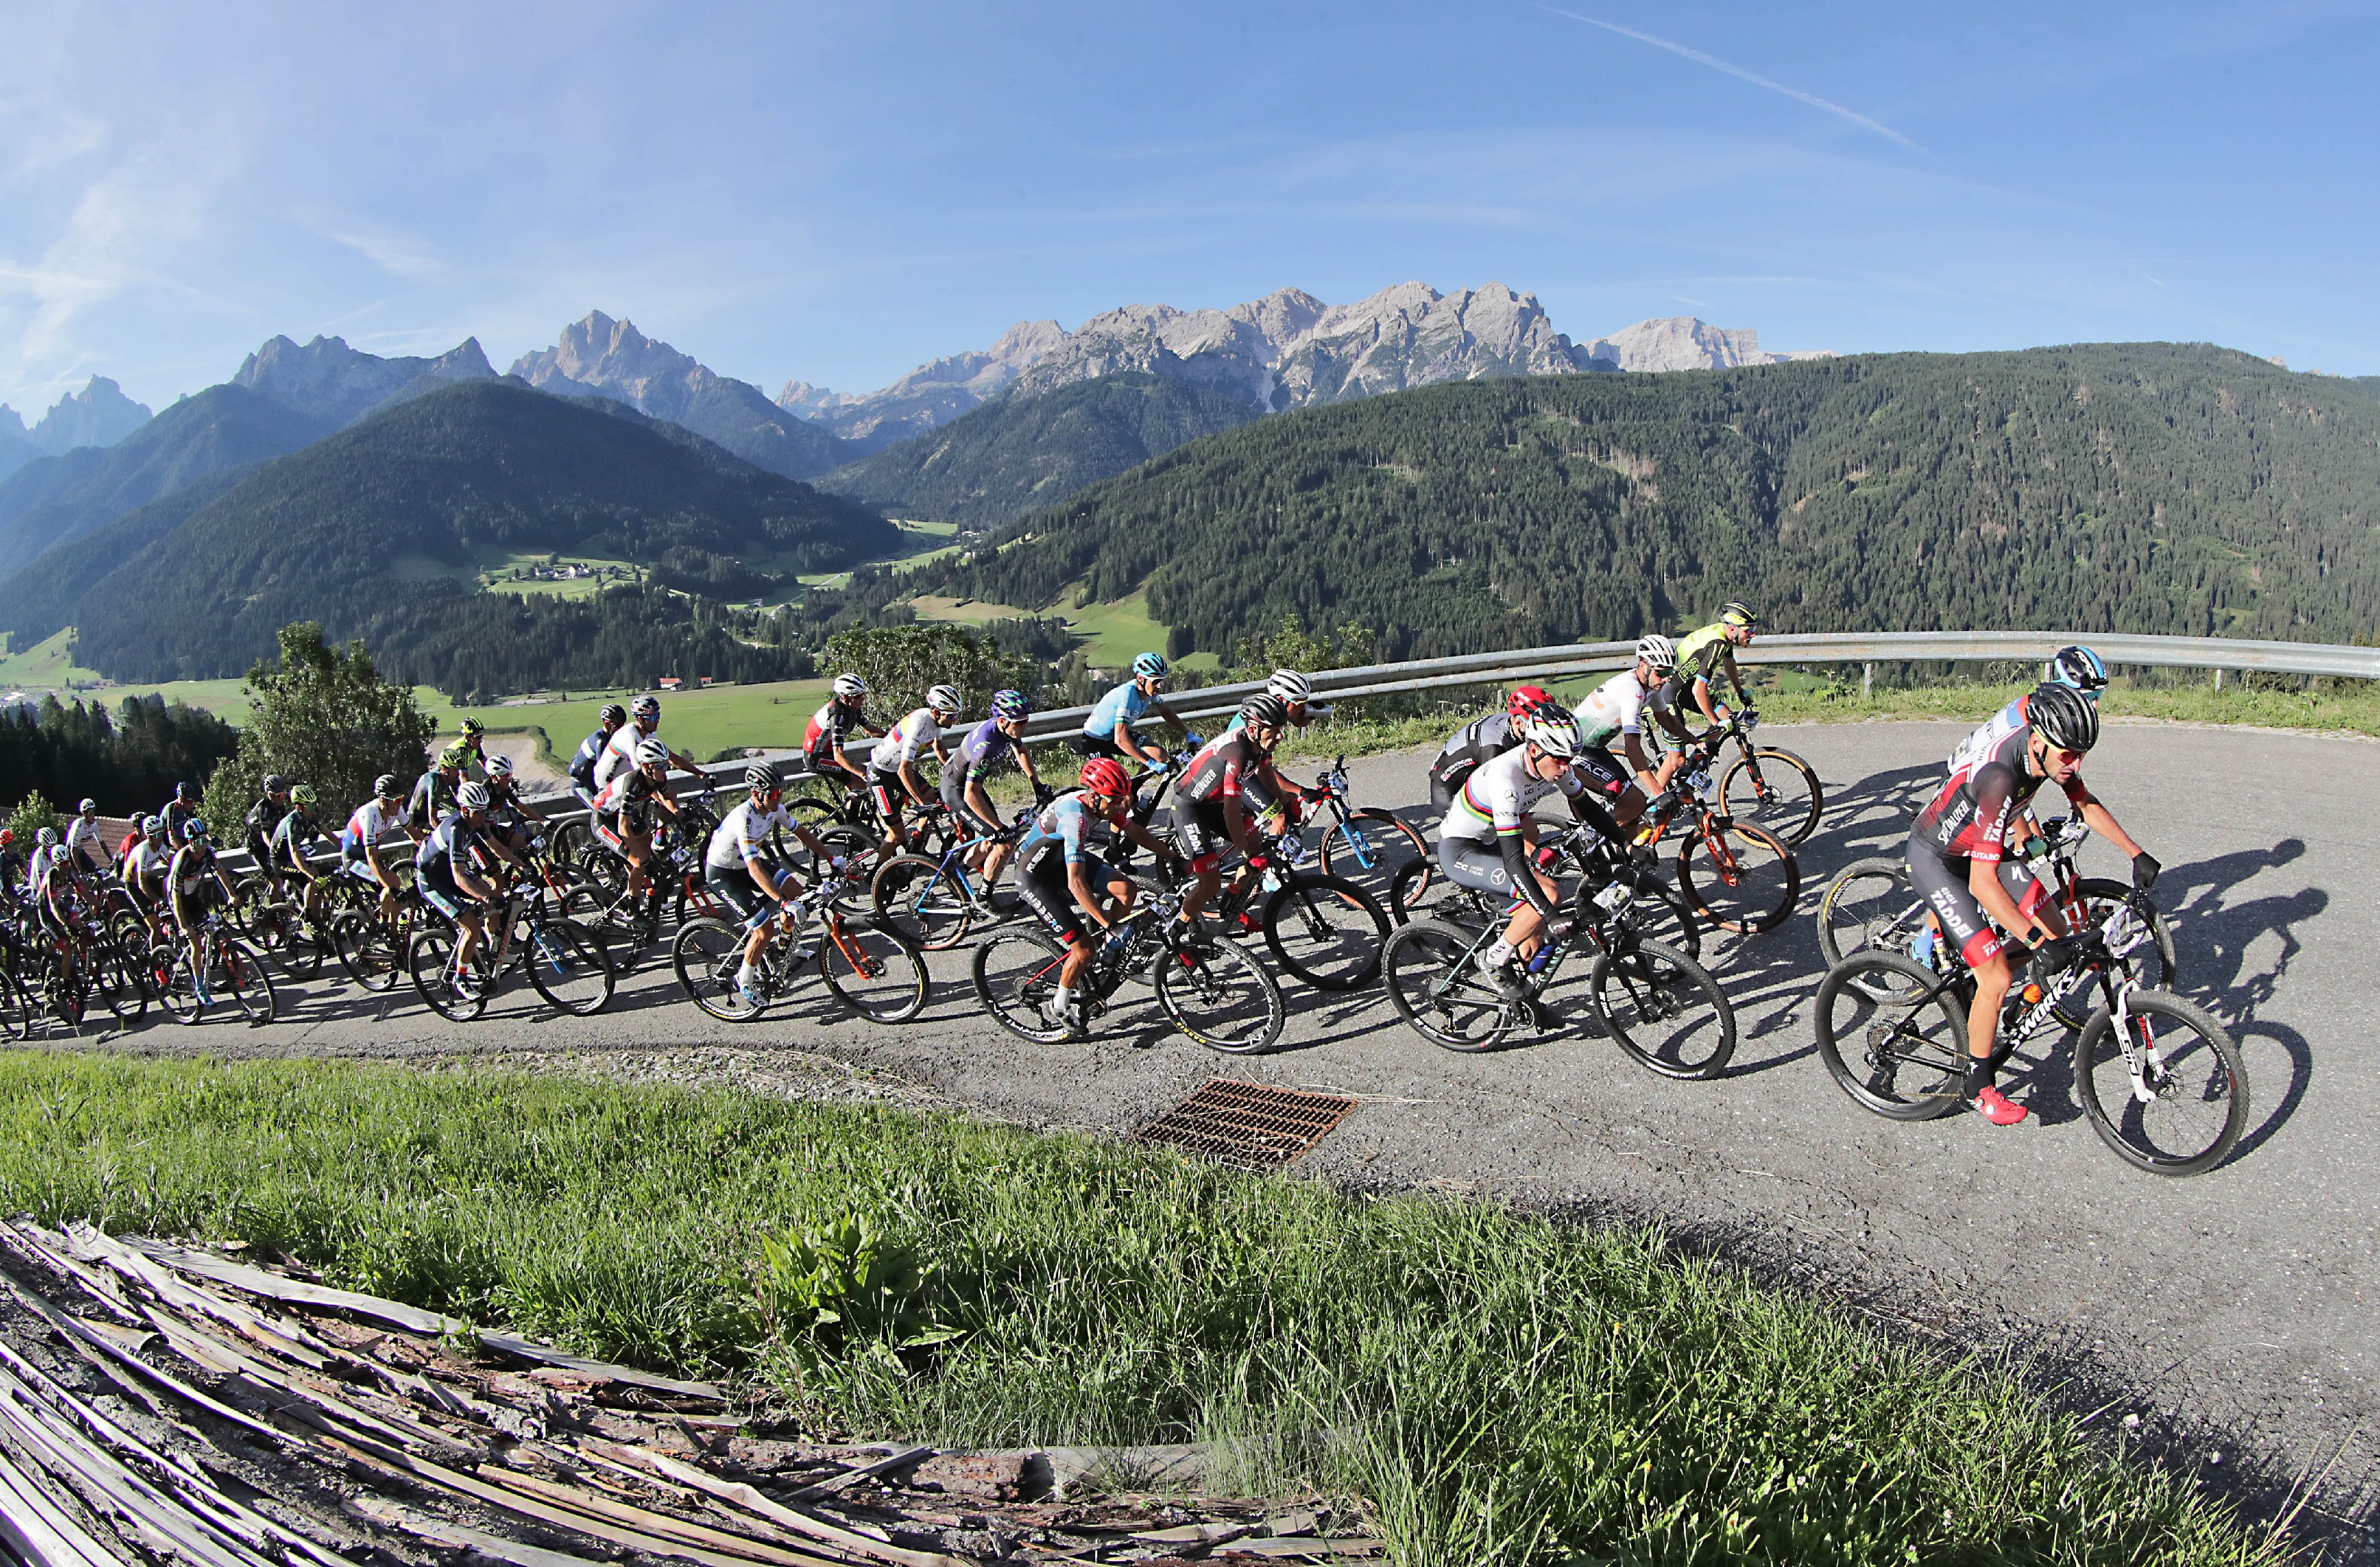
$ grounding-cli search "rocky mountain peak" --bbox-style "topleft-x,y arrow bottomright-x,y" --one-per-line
1580,317 -> 1835,372
234,333 -> 494,426
26,376 -> 153,456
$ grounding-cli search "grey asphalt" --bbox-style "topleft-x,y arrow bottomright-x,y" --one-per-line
40,720 -> 2379,1534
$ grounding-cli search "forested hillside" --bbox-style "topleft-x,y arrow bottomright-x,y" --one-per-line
921,343 -> 2380,661
0,380 -> 894,690
813,373 -> 1259,526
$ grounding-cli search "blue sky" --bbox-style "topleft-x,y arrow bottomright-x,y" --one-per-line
4,0 -> 2376,418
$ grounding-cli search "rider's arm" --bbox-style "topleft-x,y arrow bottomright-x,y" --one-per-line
1111,718 -> 1164,766
1015,745 -> 1043,785
1496,826 -> 1560,916
1565,788 -> 1624,845
2070,790 -> 2144,861
1149,700 -> 1189,739
1720,646 -> 1750,708
1620,732 -> 1678,796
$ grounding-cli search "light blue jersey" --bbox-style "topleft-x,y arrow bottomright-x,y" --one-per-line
1083,680 -> 1155,739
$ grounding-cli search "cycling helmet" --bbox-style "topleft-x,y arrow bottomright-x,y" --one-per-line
459,717 -> 485,738
486,754 -> 514,778
1517,706 -> 1584,756
990,688 -> 1031,720
1718,601 -> 1761,627
635,737 -> 670,767
175,780 -> 198,802
2027,683 -> 2100,752
631,694 -> 661,719
0,829 -> 11,845
831,672 -> 868,699
926,683 -> 964,715
1266,669 -> 1312,704
1239,694 -> 1290,732
184,820 -> 210,841
1635,633 -> 1678,671
745,761 -> 781,793
1505,684 -> 1553,719
1131,651 -> 1169,680
600,703 -> 628,726
373,773 -> 401,799
437,742 -> 471,770
1079,758 -> 1130,798
77,797 -> 96,814
262,773 -> 285,794
35,827 -> 55,847
141,816 -> 161,836
2043,645 -> 2109,694
457,781 -> 491,810
291,784 -> 317,806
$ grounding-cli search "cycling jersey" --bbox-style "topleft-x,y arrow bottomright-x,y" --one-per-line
592,767 -> 669,832
1175,731 -> 1269,806
125,838 -> 169,889
413,813 -> 482,875
1949,694 -> 2029,774
1915,724 -> 2088,865
269,809 -> 324,864
64,815 -> 106,868
567,724 -> 618,790
1017,790 -> 1120,868
167,845 -> 218,903
161,800 -> 202,846
593,722 -> 662,790
23,845 -> 55,898
1443,744 -> 1584,845
341,799 -> 402,859
1576,669 -> 1650,750
868,708 -> 944,772
1671,624 -> 1733,686
1082,680 -> 1155,740
804,699 -> 868,761
704,799 -> 797,874
954,717 -> 1018,783
406,771 -> 457,833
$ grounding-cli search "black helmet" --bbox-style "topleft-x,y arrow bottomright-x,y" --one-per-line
2027,683 -> 2100,753
262,773 -> 285,794
600,703 -> 628,726
373,773 -> 401,798
1239,694 -> 1290,731
175,780 -> 198,802
745,761 -> 781,793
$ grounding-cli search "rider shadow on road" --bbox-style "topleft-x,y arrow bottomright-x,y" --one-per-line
2152,839 -> 2322,1025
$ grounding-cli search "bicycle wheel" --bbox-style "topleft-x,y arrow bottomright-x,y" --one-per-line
2067,878 -> 2181,993
280,910 -> 331,982
872,854 -> 973,951
972,928 -> 1072,1043
1676,818 -> 1800,934
157,945 -> 203,1026
218,939 -> 276,1024
91,937 -> 147,1024
1383,919 -> 1520,1053
1262,873 -> 1389,991
2074,991 -> 2247,1175
787,791 -> 843,828
408,928 -> 485,1021
579,848 -> 630,903
1816,857 -> 1925,970
1717,745 -> 1823,847
1317,809 -> 1429,909
334,912 -> 402,991
673,918 -> 760,1021
1152,938 -> 1284,1054
820,918 -> 930,1023
1811,951 -> 1969,1120
524,919 -> 614,1015
0,969 -> 30,1040
547,818 -> 589,872
230,875 -> 277,938
1591,937 -> 1734,1079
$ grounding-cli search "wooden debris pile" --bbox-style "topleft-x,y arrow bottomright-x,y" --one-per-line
0,1221 -> 1383,1567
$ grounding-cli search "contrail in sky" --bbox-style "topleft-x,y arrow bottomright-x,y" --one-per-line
1537,5 -> 1925,153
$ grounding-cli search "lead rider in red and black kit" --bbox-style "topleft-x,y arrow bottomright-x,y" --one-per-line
1907,682 -> 2160,1126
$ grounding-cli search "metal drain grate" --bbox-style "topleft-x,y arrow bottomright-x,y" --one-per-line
1134,1079 -> 1360,1170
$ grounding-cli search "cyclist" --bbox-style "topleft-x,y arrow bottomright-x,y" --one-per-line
1170,694 -> 1294,938
946,689 -> 1049,888
802,674 -> 882,798
595,695 -> 700,791
1224,669 -> 1332,808
27,827 -> 72,939
591,736 -> 682,928
1075,652 -> 1187,766
1652,601 -> 1760,744
1573,635 -> 1688,830
1012,756 -> 1178,1034
64,798 -> 111,879
1949,646 -> 2108,774
867,684 -> 964,859
1436,705 -> 1623,999
704,762 -> 839,1010
568,704 -> 628,808
483,753 -> 544,854
167,820 -> 237,1001
406,746 -> 469,843
123,816 -> 171,944
413,781 -> 511,994
453,717 -> 491,780
1427,685 -> 1555,811
1907,683 -> 2159,1127
340,775 -> 409,921
267,784 -> 331,924
0,829 -> 20,895
161,781 -> 203,847
242,774 -> 294,889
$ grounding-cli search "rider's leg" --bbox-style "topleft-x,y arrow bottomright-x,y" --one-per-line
456,908 -> 485,975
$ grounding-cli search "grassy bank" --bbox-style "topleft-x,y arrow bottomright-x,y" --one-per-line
0,1053 -> 2274,1566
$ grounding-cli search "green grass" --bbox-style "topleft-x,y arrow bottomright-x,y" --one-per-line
800,520 -> 968,590
447,678 -> 835,767
905,587 -> 1221,673
0,1053 -> 2278,1567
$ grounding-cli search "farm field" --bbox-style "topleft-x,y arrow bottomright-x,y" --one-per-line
797,518 -> 964,590
906,584 -> 1218,672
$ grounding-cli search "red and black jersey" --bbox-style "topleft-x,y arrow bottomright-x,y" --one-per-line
1914,724 -> 2087,864
803,698 -> 866,758
1175,731 -> 1267,806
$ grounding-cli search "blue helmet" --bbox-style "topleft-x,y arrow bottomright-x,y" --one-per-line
2044,646 -> 2108,696
1131,652 -> 1169,680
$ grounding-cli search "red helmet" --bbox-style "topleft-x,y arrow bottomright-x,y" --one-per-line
1507,684 -> 1553,719
0,829 -> 12,847
1079,758 -> 1130,799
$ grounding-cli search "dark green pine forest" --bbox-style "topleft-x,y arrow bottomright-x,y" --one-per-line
915,342 -> 2380,661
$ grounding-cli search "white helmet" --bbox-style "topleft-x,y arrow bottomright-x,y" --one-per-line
635,738 -> 669,767
926,683 -> 963,715
1635,633 -> 1678,671
1517,706 -> 1583,756
1265,669 -> 1311,704
832,673 -> 868,699
486,753 -> 514,777
457,781 -> 491,810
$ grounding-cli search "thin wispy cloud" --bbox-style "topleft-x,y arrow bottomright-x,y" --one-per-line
1535,6 -> 1925,154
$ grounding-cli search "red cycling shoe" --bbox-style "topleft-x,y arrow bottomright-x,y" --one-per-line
1972,1085 -> 2029,1126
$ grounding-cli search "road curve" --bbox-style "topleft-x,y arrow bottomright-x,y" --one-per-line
36,719 -> 2379,1531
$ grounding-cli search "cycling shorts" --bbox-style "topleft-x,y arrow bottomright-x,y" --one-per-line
1571,747 -> 1632,799
418,863 -> 476,924
937,768 -> 987,829
1905,836 -> 2051,970
340,857 -> 387,887
1069,732 -> 1125,760
806,752 -> 864,792
1015,851 -> 1116,944
1438,836 -> 1521,902
705,863 -> 766,925
866,767 -> 912,823
1170,799 -> 1232,875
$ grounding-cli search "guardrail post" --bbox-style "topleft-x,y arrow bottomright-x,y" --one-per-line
1862,663 -> 1873,701
2214,667 -> 2224,692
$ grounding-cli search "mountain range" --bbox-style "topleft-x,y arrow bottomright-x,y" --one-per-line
0,377 -> 156,480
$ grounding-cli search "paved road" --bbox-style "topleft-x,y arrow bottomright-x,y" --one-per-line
46,720 -> 2380,1532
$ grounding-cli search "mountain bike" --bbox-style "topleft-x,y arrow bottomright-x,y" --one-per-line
1815,815 -> 2178,993
1386,825 -> 1703,960
1382,839 -> 1735,1074
1812,890 -> 2244,1175
971,886 -> 1286,1053
1299,754 -> 1431,909
331,875 -> 423,991
671,860 -> 928,1023
1631,749 -> 1800,934
872,810 -> 1029,951
155,912 -> 275,1026
27,900 -> 147,1031
1148,822 -> 1392,992
1703,710 -> 1823,846
406,867 -> 616,1022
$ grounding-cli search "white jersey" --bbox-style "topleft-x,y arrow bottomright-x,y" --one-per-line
1442,744 -> 1583,845
704,800 -> 797,873
868,708 -> 944,772
1949,695 -> 2028,773
126,838 -> 170,885
342,798 -> 402,850
24,845 -> 55,894
65,815 -> 106,866
593,722 -> 657,789
1576,669 -> 1649,750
